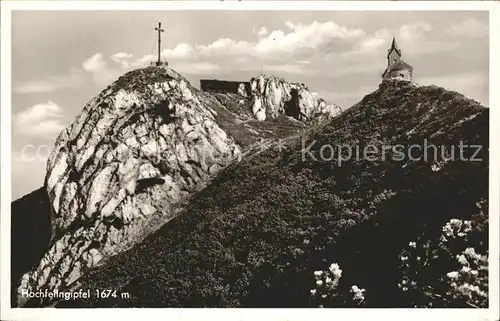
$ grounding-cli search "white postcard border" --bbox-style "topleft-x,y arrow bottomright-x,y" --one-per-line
1,2 -> 498,321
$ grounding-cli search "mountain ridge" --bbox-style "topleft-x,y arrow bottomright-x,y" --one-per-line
12,66 -> 344,307
55,79 -> 489,308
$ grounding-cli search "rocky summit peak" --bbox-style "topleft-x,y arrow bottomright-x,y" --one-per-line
18,66 -> 243,306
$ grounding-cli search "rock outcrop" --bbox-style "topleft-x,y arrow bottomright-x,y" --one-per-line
237,83 -> 248,97
249,75 -> 342,122
15,67 -> 344,307
17,66 -> 242,307
198,75 -> 343,123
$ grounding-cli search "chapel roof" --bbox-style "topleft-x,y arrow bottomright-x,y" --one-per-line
387,37 -> 402,57
390,60 -> 413,72
382,60 -> 414,78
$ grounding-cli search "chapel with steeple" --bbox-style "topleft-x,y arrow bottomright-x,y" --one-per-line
381,37 -> 413,82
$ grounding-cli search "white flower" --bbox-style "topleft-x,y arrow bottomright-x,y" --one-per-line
321,294 -> 327,299
310,289 -> 317,296
463,221 -> 472,233
408,241 -> 416,248
464,247 -> 477,258
329,263 -> 342,276
471,270 -> 479,276
442,218 -> 467,240
325,277 -> 333,284
431,163 -> 441,172
351,285 -> 366,294
459,283 -> 473,295
316,280 -> 323,286
457,254 -> 468,265
450,219 -> 462,228
442,225 -> 453,238
447,271 -> 459,279
461,266 -> 471,273
314,270 -> 323,277
350,285 -> 366,301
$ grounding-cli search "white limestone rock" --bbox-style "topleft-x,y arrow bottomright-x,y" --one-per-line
237,83 -> 247,97
249,75 -> 342,122
17,66 -> 241,307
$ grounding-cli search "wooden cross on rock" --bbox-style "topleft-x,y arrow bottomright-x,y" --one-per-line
155,22 -> 166,66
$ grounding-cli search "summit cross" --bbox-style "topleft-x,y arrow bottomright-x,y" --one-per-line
155,22 -> 164,66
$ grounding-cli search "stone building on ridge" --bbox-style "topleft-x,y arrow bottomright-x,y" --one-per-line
381,37 -> 413,82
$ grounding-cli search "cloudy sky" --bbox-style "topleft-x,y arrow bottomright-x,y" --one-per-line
11,10 -> 489,200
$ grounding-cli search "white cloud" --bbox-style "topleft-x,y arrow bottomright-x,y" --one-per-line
82,53 -> 107,72
163,43 -> 194,60
83,53 -> 122,85
101,20 -> 448,80
14,101 -> 66,137
400,22 -> 433,42
130,54 -> 156,68
13,68 -> 84,94
14,51 -> 136,93
345,28 -> 391,55
110,52 -> 134,69
252,21 -> 365,59
445,19 -> 488,38
396,22 -> 459,56
16,101 -> 62,126
92,51 -> 221,75
125,20 -> 456,79
145,20 -> 366,63
358,36 -> 387,52
257,27 -> 268,37
94,20 -> 369,79
111,52 -> 133,60
197,38 -> 250,57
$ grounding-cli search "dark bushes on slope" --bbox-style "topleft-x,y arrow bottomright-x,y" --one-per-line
58,80 -> 488,308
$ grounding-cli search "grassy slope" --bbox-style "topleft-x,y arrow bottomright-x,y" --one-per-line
198,91 -> 308,148
61,80 -> 488,308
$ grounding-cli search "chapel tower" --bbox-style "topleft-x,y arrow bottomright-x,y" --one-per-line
382,37 -> 413,82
